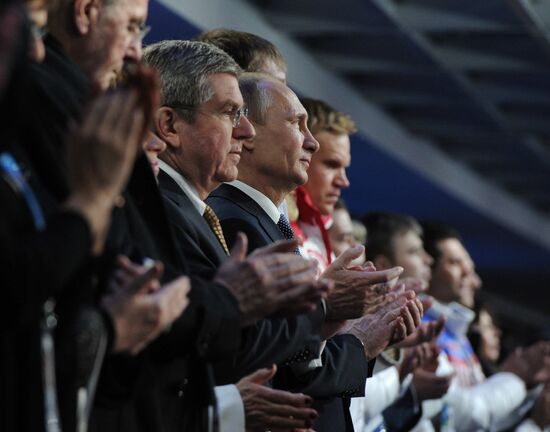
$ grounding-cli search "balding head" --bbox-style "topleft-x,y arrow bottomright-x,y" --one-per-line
48,0 -> 149,91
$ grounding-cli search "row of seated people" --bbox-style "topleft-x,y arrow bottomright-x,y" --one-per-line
1,0 -> 548,431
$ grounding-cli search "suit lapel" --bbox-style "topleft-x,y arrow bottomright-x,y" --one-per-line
212,184 -> 285,243
158,170 -> 228,264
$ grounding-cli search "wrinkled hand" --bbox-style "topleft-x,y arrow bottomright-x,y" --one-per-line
102,256 -> 190,354
67,65 -> 158,201
501,341 -> 550,388
65,65 -> 159,255
398,342 -> 441,381
214,233 -> 330,326
321,246 -> 404,321
344,290 -> 422,358
394,315 -> 445,349
236,365 -> 318,432
412,368 -> 453,402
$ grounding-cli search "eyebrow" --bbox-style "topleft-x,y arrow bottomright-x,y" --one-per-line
219,99 -> 242,110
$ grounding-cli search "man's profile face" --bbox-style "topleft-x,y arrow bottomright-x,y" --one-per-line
391,230 -> 432,283
176,72 -> 254,195
303,131 -> 351,215
429,238 -> 473,305
88,0 -> 148,90
251,83 -> 319,193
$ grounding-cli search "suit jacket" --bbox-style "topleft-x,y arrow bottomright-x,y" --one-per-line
23,36 -> 241,432
208,183 -> 372,432
159,170 -> 324,383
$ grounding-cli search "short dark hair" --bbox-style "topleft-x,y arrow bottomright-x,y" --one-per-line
421,222 -> 462,265
363,211 -> 422,262
300,97 -> 357,136
196,28 -> 287,74
142,40 -> 241,123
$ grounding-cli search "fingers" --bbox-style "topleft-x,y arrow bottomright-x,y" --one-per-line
258,387 -> 313,407
228,232 -> 248,263
266,256 -> 317,282
127,261 -> 164,295
240,365 -> 278,385
421,296 -> 433,311
327,245 -> 364,270
362,266 -> 404,284
272,281 -> 330,316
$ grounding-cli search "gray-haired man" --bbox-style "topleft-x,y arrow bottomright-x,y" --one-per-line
144,40 -> 328,432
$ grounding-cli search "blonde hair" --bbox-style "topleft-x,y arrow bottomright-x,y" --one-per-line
300,98 -> 357,135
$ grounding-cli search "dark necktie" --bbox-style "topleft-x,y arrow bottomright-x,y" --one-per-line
203,205 -> 230,256
277,213 -> 301,255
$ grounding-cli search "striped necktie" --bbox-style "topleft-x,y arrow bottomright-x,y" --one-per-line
203,205 -> 230,256
277,213 -> 301,255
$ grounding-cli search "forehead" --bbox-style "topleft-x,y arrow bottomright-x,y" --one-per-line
107,0 -> 148,20
438,238 -> 467,260
204,72 -> 243,105
395,230 -> 422,248
269,83 -> 305,117
314,131 -> 351,163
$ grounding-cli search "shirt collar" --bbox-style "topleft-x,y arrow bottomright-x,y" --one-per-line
159,159 -> 206,215
295,186 -> 333,228
229,180 -> 281,224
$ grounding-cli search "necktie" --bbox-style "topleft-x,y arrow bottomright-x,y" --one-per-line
277,213 -> 301,255
203,205 -> 230,256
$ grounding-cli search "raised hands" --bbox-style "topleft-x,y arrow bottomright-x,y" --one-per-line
64,65 -> 159,255
236,365 -> 318,432
101,255 -> 190,354
344,290 -> 423,359
394,315 -> 446,349
214,233 -> 331,326
321,245 -> 404,321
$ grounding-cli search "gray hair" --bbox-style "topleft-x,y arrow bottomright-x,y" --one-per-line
142,40 -> 242,122
238,72 -> 278,125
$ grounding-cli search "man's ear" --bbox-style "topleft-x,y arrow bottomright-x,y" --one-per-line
73,0 -> 100,35
155,107 -> 182,150
373,254 -> 392,271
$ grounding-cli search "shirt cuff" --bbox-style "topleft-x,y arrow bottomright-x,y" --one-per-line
214,384 -> 245,432
290,340 -> 327,374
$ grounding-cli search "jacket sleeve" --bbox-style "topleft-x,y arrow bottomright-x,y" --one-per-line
0,179 -> 92,327
275,334 -> 371,399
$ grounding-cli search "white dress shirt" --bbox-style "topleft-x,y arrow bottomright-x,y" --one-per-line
159,160 -> 245,432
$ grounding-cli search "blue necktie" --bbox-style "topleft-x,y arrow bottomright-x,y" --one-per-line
277,213 -> 301,255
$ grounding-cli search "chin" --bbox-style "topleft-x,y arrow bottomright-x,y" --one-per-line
318,203 -> 333,215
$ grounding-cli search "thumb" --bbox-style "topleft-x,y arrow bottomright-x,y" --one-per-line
330,245 -> 364,270
128,261 -> 164,295
242,364 -> 277,385
228,232 -> 248,263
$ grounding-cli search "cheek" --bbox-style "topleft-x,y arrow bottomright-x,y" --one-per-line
310,168 -> 329,190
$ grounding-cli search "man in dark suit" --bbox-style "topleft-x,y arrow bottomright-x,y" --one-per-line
144,39 -> 337,431
207,73 -> 424,431
22,2 -> 319,431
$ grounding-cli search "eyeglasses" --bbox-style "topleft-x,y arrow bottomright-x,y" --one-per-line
171,104 -> 249,128
127,22 -> 151,43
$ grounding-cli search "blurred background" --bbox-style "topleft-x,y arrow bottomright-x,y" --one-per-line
145,0 -> 550,349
